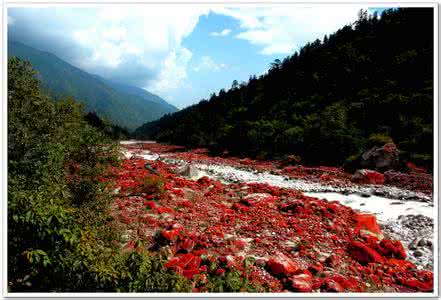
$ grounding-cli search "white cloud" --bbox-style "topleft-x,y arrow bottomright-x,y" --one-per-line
210,28 -> 232,37
149,47 -> 193,94
213,5 -> 367,55
9,5 -> 210,89
193,56 -> 227,72
9,4 -> 371,107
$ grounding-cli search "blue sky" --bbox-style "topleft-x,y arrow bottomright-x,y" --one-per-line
173,12 -> 280,106
8,5 -> 392,109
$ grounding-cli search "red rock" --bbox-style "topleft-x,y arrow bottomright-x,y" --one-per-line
354,213 -> 382,237
165,253 -> 202,279
180,238 -> 195,252
312,277 -> 325,290
387,258 -> 415,270
216,268 -> 226,275
291,273 -> 313,292
183,268 -> 200,279
322,279 -> 345,292
144,201 -> 157,209
232,239 -> 247,250
308,262 -> 323,274
125,240 -> 136,250
279,200 -> 305,213
156,207 -> 174,214
165,257 -> 180,268
379,239 -> 406,259
180,200 -> 192,207
193,249 -> 208,256
342,277 -> 360,290
406,162 -> 427,174
352,169 -> 385,184
349,241 -> 384,264
231,202 -> 247,211
398,275 -> 433,292
267,253 -> 299,276
196,176 -> 211,185
171,223 -> 184,230
162,229 -> 181,241
241,193 -> 275,207
162,224 -> 183,241
325,254 -> 341,267
384,170 -> 432,194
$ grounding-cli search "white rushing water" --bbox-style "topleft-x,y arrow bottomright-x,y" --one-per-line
304,192 -> 433,223
122,149 -> 161,160
193,162 -> 431,202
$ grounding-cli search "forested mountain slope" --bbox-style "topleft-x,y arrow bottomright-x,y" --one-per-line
134,8 -> 433,169
8,41 -> 178,130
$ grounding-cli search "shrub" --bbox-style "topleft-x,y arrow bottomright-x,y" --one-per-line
139,175 -> 165,196
8,57 -> 189,292
368,133 -> 393,147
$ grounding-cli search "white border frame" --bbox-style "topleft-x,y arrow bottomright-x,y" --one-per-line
1,1 -> 439,298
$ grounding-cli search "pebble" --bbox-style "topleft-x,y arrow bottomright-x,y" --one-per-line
414,250 -> 424,257
390,201 -> 404,205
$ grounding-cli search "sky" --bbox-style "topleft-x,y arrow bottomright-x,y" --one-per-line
7,4 -> 389,109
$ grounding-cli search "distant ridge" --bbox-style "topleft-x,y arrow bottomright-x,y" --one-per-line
8,40 -> 178,130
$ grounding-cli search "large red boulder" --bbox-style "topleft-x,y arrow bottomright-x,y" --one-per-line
308,262 -> 323,274
354,213 -> 383,237
378,239 -> 407,259
352,169 -> 385,184
165,253 -> 202,280
267,252 -> 299,276
387,258 -> 415,270
349,241 -> 384,264
161,223 -> 184,241
321,279 -> 345,292
291,272 -> 313,292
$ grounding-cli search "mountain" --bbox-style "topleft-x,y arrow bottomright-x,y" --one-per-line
134,8 -> 433,169
8,41 -> 178,130
96,77 -> 178,112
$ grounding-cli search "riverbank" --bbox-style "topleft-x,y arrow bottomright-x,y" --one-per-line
109,141 -> 434,293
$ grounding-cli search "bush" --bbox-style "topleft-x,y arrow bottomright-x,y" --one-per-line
368,133 -> 393,147
8,57 -> 190,292
138,175 -> 165,196
115,251 -> 192,292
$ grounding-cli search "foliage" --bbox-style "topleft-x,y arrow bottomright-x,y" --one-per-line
368,133 -> 394,147
84,111 -> 130,140
115,250 -> 192,292
134,8 -> 433,171
7,57 -> 190,292
138,175 -> 165,196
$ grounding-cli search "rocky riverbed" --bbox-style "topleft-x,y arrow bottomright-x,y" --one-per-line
111,141 -> 435,293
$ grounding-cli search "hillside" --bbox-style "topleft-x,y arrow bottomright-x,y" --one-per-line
8,41 -> 178,130
97,77 -> 178,112
134,8 -> 433,169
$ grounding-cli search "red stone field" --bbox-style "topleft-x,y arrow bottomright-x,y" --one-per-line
99,142 -> 434,293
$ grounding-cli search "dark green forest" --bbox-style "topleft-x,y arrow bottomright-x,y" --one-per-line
134,8 -> 434,170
